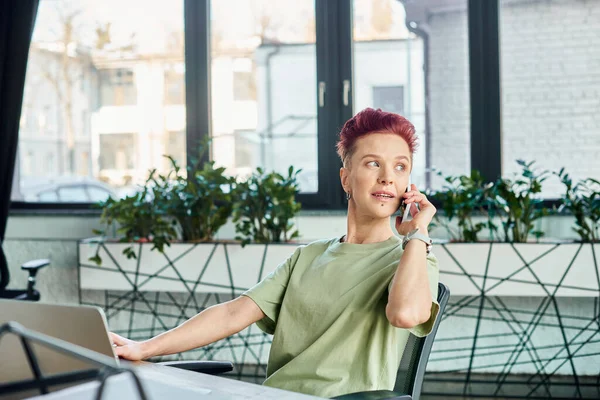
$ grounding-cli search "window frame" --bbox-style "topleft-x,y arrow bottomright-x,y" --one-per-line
10,0 -> 513,213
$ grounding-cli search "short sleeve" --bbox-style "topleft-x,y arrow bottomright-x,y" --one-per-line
241,246 -> 302,334
388,252 -> 440,338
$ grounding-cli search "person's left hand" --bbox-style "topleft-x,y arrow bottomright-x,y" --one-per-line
395,184 -> 436,236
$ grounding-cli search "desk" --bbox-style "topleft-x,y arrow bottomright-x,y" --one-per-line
28,361 -> 326,400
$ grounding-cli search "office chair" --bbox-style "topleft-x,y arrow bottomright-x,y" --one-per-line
0,248 -> 50,301
333,282 -> 450,400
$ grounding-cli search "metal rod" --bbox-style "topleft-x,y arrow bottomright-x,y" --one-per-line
19,336 -> 49,394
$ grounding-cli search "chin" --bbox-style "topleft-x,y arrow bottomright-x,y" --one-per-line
368,204 -> 396,219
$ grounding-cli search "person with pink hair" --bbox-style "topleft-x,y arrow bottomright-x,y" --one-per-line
111,108 -> 439,398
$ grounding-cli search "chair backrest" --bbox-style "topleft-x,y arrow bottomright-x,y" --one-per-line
393,282 -> 450,400
0,248 -> 9,292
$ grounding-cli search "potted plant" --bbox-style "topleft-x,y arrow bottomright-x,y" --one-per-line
79,155 -> 303,295
488,160 -> 552,243
232,166 -> 302,247
427,159 -> 598,297
555,168 -> 600,243
151,154 -> 235,243
88,170 -> 177,265
428,169 -> 496,242
430,160 -> 553,243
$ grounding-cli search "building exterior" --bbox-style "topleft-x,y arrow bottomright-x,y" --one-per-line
17,43 -> 98,200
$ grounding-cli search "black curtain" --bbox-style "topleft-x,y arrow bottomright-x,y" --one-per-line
0,0 -> 39,290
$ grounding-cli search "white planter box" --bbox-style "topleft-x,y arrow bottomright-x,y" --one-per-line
436,242 -> 600,297
79,241 -> 600,297
78,240 -> 298,294
78,240 -> 600,376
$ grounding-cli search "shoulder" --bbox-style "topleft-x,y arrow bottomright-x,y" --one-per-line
291,237 -> 339,258
304,237 -> 338,249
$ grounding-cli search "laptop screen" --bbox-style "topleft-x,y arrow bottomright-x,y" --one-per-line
0,300 -> 118,398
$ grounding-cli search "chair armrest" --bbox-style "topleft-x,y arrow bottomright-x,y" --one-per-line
21,259 -> 50,271
158,360 -> 233,375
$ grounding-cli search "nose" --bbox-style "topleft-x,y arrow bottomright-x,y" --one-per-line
377,168 -> 394,185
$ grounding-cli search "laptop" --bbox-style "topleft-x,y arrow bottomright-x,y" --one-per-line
0,300 -> 118,399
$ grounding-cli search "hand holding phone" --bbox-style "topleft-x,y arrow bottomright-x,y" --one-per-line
401,175 -> 412,221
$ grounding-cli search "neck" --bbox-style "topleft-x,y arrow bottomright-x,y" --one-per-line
343,203 -> 395,244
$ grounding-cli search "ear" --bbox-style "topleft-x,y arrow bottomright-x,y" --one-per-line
340,167 -> 350,193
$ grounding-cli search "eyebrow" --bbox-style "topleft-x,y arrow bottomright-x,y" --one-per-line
360,154 -> 410,162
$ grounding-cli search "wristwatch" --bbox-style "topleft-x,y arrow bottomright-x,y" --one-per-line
402,228 -> 433,254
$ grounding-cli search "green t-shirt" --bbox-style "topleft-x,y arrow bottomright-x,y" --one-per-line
241,235 -> 440,398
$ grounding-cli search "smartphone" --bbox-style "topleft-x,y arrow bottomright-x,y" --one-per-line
399,175 -> 412,221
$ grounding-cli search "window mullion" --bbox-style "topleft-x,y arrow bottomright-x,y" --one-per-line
184,0 -> 211,169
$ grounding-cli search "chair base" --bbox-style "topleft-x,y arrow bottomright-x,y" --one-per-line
0,289 -> 39,301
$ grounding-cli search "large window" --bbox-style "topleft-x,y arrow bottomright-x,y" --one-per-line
500,0 -> 600,198
12,0 -> 185,203
209,0 -> 319,193
15,0 -> 564,209
355,0 -> 471,190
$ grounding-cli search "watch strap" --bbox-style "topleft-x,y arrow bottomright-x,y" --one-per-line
402,229 -> 433,254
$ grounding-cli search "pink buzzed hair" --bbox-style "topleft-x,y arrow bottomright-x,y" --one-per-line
336,108 -> 419,165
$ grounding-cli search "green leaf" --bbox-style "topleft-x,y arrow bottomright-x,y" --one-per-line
88,255 -> 102,265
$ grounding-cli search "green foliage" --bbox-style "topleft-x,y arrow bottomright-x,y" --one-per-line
151,152 -> 235,242
555,169 -> 600,242
89,139 -> 303,265
232,166 -> 302,247
429,169 -> 496,242
89,171 -> 176,264
489,160 -> 551,243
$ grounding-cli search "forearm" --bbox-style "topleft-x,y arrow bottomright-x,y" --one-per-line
141,298 -> 258,358
386,228 -> 432,327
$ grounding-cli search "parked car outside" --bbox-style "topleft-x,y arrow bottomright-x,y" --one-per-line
20,177 -> 119,203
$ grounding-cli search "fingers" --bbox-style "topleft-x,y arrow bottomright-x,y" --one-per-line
403,187 -> 431,205
113,343 -> 139,360
404,193 -> 426,204
409,203 -> 419,218
114,346 -> 127,358
109,332 -> 128,346
403,185 -> 421,199
109,332 -> 141,361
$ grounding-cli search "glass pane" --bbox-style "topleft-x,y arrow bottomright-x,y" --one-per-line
37,190 -> 59,202
87,186 -> 113,203
58,186 -> 88,202
210,0 -> 318,193
353,0 -> 471,191
13,0 -> 185,203
500,0 -> 600,198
